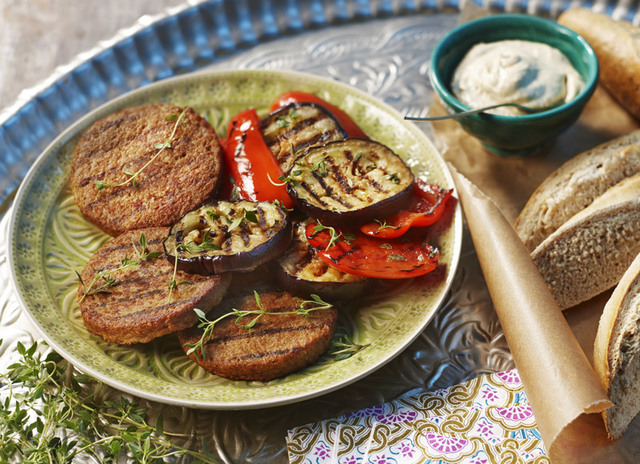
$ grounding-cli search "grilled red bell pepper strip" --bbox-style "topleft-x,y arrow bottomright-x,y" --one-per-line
359,179 -> 453,239
269,91 -> 368,139
305,222 -> 439,279
223,109 -> 294,208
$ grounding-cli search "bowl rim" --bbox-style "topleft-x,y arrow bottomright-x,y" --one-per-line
428,13 -> 600,121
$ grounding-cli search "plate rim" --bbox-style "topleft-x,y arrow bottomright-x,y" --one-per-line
7,68 -> 463,409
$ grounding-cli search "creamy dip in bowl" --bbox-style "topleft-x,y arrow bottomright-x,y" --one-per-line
428,14 -> 599,156
451,40 -> 584,116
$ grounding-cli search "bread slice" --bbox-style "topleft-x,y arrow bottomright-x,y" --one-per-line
515,130 -> 640,251
531,173 -> 640,310
178,290 -> 338,381
70,104 -> 223,236
79,227 -> 231,345
558,9 -> 640,119
594,250 -> 640,438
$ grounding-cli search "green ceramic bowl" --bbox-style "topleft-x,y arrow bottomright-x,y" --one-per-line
429,14 -> 599,156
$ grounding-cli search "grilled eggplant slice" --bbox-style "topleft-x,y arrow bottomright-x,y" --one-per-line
276,220 -> 371,301
285,138 -> 414,227
164,200 -> 292,275
261,102 -> 347,173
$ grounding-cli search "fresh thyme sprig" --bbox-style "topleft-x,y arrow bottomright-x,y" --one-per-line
275,107 -> 300,128
374,219 -> 400,231
267,170 -> 302,188
167,246 -> 190,305
272,199 -> 294,212
0,340 -> 219,463
329,335 -> 369,361
312,221 -> 355,249
182,232 -> 221,254
312,222 -> 342,248
77,233 -> 161,303
93,109 -> 188,194
225,208 -> 259,232
185,292 -> 333,360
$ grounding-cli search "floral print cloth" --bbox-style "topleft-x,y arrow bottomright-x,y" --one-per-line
287,369 -> 548,463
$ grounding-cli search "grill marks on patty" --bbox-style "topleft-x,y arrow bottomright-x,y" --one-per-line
69,104 -> 223,236
178,290 -> 338,381
78,227 -> 231,345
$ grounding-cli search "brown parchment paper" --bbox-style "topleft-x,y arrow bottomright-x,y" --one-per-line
425,8 -> 640,462
431,84 -> 640,463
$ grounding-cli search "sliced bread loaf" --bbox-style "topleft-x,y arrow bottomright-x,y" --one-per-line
531,173 -> 640,310
594,250 -> 640,438
515,130 -> 640,251
558,9 -> 640,120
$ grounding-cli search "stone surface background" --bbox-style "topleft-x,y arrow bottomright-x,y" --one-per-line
0,0 -> 185,113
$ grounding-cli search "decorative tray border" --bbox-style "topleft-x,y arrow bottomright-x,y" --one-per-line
3,0 -> 639,210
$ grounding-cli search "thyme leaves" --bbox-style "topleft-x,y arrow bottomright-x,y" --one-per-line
77,233 -> 161,303
0,340 -> 218,463
329,335 -> 369,361
185,293 -> 333,360
93,109 -> 188,194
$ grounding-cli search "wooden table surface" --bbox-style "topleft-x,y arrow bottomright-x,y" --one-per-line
0,0 -> 187,114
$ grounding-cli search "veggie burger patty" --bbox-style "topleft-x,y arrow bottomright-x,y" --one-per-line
69,104 -> 223,236
178,290 -> 338,381
78,227 -> 231,345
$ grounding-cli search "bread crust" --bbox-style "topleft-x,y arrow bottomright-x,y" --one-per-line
531,173 -> 640,310
594,250 -> 640,438
69,104 -> 222,236
558,9 -> 640,119
178,290 -> 338,381
515,130 -> 640,251
79,227 -> 231,345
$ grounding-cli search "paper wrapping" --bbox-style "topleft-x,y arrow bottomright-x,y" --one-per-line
422,6 -> 640,461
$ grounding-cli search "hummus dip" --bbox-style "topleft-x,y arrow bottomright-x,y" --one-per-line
451,40 -> 583,116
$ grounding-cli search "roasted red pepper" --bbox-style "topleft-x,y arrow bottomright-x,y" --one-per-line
359,179 -> 453,239
223,109 -> 294,208
305,222 -> 439,279
269,91 -> 368,139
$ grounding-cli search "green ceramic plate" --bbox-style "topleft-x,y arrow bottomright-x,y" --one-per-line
8,69 -> 462,409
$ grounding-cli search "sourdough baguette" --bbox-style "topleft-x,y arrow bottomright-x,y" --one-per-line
594,250 -> 640,438
558,9 -> 640,119
531,173 -> 640,310
515,130 -> 640,251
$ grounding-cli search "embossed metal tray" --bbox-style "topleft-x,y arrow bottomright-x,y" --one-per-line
2,0 -> 635,462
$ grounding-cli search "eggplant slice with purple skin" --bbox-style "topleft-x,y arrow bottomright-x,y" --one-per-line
276,220 -> 371,301
261,102 -> 348,174
164,200 -> 292,275
285,138 -> 415,228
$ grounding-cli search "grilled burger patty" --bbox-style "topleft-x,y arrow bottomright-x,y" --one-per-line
261,102 -> 347,174
70,104 -> 223,236
78,227 -> 231,345
178,290 -> 338,381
